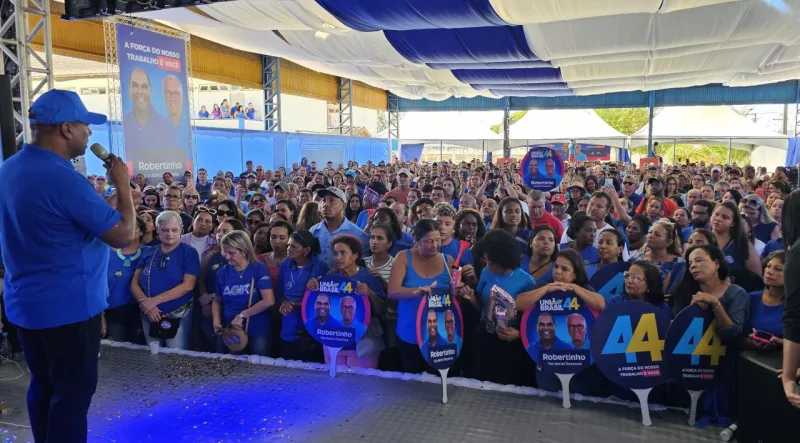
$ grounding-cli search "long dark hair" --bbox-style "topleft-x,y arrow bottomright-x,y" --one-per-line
673,245 -> 730,312
782,189 -> 800,249
372,207 -> 404,240
624,261 -> 665,306
491,197 -> 529,233
263,220 -> 294,253
715,201 -> 750,262
345,193 -> 363,222
556,249 -> 589,288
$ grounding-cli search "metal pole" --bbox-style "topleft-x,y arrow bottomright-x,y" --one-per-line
727,138 -> 732,165
647,91 -> 655,158
673,139 -> 676,165
503,97 -> 510,158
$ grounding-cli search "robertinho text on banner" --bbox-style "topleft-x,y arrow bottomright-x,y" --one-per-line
116,23 -> 192,183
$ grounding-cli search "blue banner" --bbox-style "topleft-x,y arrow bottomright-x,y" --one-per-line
589,262 -> 630,300
117,23 -> 193,184
400,143 -> 424,162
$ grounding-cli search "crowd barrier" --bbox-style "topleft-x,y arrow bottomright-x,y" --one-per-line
84,122 -> 391,178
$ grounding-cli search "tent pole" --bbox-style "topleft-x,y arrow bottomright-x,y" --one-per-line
673,139 -> 676,165
440,140 -> 443,163
647,91 -> 655,157
503,98 -> 510,158
727,139 -> 732,165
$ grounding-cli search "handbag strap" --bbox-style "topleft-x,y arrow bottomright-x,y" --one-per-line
245,275 -> 255,334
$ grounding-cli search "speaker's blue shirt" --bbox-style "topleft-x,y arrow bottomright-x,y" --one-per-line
0,144 -> 121,329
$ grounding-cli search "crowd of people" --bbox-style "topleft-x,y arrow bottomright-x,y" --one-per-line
4,152 -> 799,429
196,99 -> 257,120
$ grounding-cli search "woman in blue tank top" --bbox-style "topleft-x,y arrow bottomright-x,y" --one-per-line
388,219 -> 452,374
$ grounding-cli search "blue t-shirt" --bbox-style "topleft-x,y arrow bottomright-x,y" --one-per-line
475,267 -> 535,328
440,238 -> 473,267
560,242 -> 600,267
137,243 -> 200,313
746,290 -> 784,337
752,222 -> 777,245
204,252 -> 226,295
516,229 -> 532,255
388,232 -> 414,257
276,256 -> 328,341
0,144 -> 121,329
215,262 -> 272,336
107,247 -> 145,309
761,238 -> 784,259
520,256 -> 555,283
329,267 -> 385,350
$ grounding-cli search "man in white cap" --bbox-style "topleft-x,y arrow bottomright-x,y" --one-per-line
0,89 -> 136,442
384,167 -> 413,204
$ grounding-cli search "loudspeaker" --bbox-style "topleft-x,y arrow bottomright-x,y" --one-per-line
0,74 -> 17,160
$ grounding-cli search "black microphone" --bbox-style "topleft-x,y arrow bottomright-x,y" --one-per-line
90,143 -> 136,189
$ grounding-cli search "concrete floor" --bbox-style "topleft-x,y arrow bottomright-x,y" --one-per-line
0,344 -> 721,442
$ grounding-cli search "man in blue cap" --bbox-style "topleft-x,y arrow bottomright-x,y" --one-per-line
0,89 -> 136,442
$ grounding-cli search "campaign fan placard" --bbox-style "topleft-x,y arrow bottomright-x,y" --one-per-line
664,305 -> 729,392
416,287 -> 463,371
521,146 -> 564,192
589,262 -> 630,300
302,275 -> 371,350
521,292 -> 594,374
590,301 -> 670,390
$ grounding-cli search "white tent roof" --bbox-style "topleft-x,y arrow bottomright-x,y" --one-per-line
630,106 -> 788,151
509,109 -> 629,148
379,111 -> 503,141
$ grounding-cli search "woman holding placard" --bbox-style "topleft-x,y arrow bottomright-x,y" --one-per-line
388,219 -> 455,374
522,226 -> 559,281
742,251 -> 785,350
517,249 -> 606,393
307,235 -> 386,369
673,244 -> 750,428
276,230 -> 328,363
470,231 -> 538,386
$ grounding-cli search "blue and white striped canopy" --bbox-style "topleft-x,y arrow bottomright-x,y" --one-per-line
142,0 -> 800,101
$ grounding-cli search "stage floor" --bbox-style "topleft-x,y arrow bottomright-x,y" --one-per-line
0,344 -> 721,443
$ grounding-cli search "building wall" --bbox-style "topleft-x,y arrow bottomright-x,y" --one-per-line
354,106 -> 378,135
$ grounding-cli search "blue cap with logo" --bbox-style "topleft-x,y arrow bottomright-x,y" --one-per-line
30,89 -> 107,126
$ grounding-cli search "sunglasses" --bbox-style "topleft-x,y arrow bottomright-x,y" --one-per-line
247,218 -> 263,225
744,200 -> 761,210
251,199 -> 264,204
196,207 -> 217,216
184,195 -> 199,200
217,209 -> 236,217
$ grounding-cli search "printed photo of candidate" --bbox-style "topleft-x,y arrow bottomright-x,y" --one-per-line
418,307 -> 463,355
522,147 -> 564,191
117,24 -> 192,162
525,312 -> 571,361
303,290 -> 369,342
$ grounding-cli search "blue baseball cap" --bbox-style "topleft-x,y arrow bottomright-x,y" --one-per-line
30,89 -> 107,126
345,170 -> 357,178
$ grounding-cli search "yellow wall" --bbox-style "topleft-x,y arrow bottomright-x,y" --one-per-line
31,2 -> 386,109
